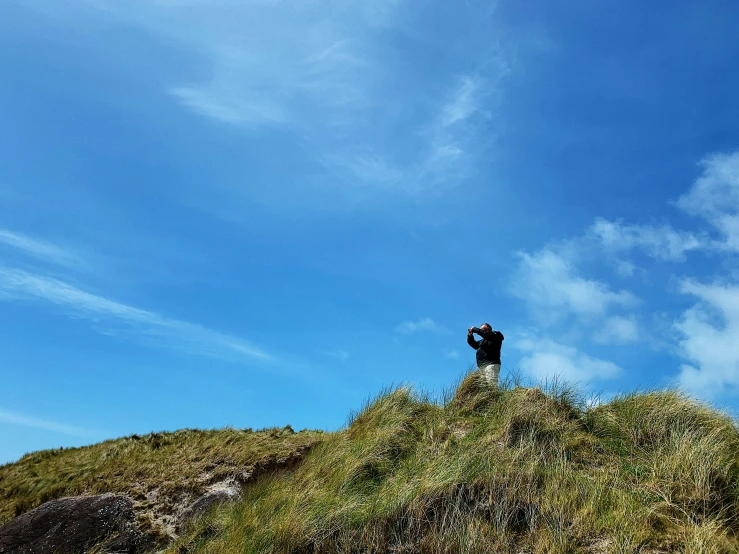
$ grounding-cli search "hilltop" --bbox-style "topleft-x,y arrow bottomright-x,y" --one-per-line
1,372 -> 738,553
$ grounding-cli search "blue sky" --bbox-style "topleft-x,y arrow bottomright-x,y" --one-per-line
2,0 -> 739,464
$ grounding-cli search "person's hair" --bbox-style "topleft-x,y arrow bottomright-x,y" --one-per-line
482,323 -> 492,329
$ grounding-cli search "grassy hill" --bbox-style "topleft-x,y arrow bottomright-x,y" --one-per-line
2,372 -> 738,553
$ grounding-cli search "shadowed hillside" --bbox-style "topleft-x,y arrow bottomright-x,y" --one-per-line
2,372 -> 738,553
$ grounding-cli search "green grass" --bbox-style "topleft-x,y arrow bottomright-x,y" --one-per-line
2,371 -> 738,553
0,425 -> 323,538
170,372 -> 739,554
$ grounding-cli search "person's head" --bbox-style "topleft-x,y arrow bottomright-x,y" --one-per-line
481,323 -> 492,332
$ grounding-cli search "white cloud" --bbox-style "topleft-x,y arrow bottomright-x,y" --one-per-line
444,349 -> 460,360
80,0 -> 504,198
511,248 -> 637,323
89,1 -> 390,129
588,218 -> 704,262
0,409 -> 91,437
0,229 -> 83,268
307,73 -> 494,196
0,267 -> 272,362
439,76 -> 480,127
579,152 -> 739,269
325,349 -> 350,362
395,317 -> 450,335
678,152 -> 739,251
593,315 -> 639,345
508,150 -> 739,402
171,84 -> 288,127
615,259 -> 636,277
674,280 -> 739,397
168,22 -> 370,129
418,75 -> 492,190
516,338 -> 622,383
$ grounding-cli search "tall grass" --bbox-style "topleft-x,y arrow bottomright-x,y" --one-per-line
168,373 -> 739,553
3,371 -> 737,553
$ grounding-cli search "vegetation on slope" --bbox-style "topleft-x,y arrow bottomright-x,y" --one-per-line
0,426 -> 322,537
1,371 -> 737,553
170,373 -> 739,554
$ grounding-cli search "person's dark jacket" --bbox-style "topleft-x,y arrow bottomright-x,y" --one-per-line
467,327 -> 504,367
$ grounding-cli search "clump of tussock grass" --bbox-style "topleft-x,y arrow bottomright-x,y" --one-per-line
497,387 -> 582,452
586,389 -> 737,449
585,389 -> 739,529
446,369 -> 499,413
344,389 -> 429,480
678,518 -> 737,554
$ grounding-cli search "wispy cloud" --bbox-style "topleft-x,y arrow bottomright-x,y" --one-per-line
439,77 -> 481,128
416,75 -> 493,191
164,6 -> 379,126
172,84 -> 288,127
580,154 -> 739,269
593,315 -> 639,345
678,152 -> 739,251
324,349 -> 350,362
83,1 -> 505,201
0,267 -> 272,362
588,218 -> 704,262
444,349 -> 460,360
0,409 -> 91,437
0,229 -> 83,268
321,76 -> 491,195
395,317 -> 450,335
516,338 -> 622,384
168,1 -> 397,123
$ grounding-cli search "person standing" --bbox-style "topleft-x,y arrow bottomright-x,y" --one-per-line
467,323 -> 504,387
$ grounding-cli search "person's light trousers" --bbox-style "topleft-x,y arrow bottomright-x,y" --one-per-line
480,364 -> 501,388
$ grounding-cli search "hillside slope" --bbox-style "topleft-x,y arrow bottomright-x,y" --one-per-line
2,372 -> 738,553
0,426 -> 322,540
169,374 -> 739,554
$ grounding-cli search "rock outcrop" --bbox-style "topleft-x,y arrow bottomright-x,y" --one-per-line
0,494 -> 152,554
176,482 -> 240,534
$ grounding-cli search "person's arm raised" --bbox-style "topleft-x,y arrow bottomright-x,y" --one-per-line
472,326 -> 495,339
467,330 -> 480,349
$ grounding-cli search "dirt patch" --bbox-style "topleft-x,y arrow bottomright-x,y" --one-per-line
133,443 -> 315,539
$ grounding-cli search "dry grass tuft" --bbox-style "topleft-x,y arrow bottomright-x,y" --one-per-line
447,369 -> 499,413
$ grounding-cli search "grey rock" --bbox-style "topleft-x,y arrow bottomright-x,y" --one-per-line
0,494 -> 152,554
176,488 -> 239,534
